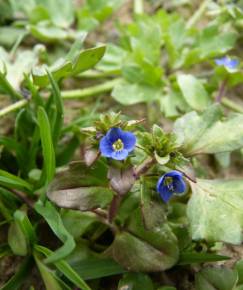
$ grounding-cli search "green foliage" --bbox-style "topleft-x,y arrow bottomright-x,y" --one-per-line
1,0 -> 243,289
188,178 -> 243,244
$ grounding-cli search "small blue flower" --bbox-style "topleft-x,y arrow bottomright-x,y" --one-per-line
215,56 -> 239,69
99,127 -> 136,160
157,170 -> 186,203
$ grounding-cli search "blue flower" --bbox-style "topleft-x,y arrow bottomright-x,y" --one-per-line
215,56 -> 239,69
99,127 -> 136,160
157,170 -> 186,203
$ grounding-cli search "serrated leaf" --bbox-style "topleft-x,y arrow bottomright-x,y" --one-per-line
174,105 -> 243,155
187,179 -> 243,244
177,74 -> 210,111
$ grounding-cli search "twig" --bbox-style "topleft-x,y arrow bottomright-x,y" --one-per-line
11,189 -> 35,208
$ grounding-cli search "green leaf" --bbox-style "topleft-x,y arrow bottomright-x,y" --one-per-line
0,46 -> 41,91
0,256 -> 34,290
62,210 -> 97,239
8,209 -> 36,256
0,169 -> 33,192
46,70 -> 63,147
35,201 -> 75,263
111,81 -> 161,105
33,252 -> 63,290
107,209 -> 179,272
70,254 -> 126,280
38,106 -> 56,184
178,252 -> 230,265
157,287 -> 176,290
174,105 -> 243,155
118,273 -> 154,290
187,179 -> 243,244
177,74 -> 210,111
97,43 -> 126,72
197,25 -> 237,59
32,59 -> 72,87
71,45 -> 106,75
37,0 -> 74,28
35,245 -> 91,290
195,267 -> 238,290
14,210 -> 36,246
32,45 -> 105,87
8,219 -> 28,256
29,24 -> 71,42
236,260 -> 243,285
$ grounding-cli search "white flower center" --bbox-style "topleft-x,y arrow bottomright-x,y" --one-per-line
112,139 -> 124,151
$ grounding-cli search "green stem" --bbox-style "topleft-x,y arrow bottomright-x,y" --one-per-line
77,69 -> 121,79
186,0 -> 210,29
61,78 -> 121,99
222,97 -> 243,114
134,0 -> 144,14
0,99 -> 28,118
0,79 -> 120,118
